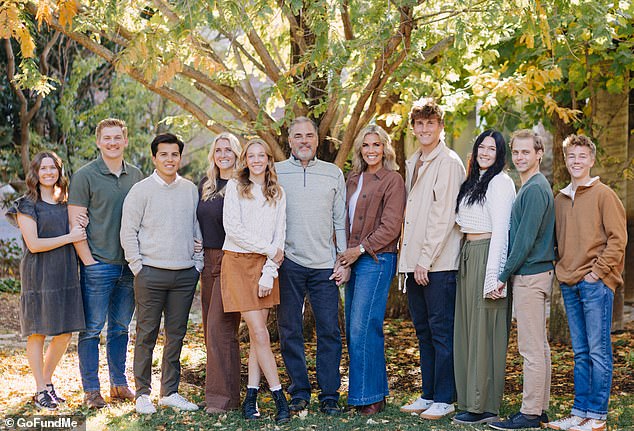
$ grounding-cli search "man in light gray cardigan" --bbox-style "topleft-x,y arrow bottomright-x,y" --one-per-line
120,133 -> 203,415
276,117 -> 347,415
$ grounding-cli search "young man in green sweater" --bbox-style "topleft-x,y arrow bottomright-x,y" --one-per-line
120,133 -> 203,415
490,129 -> 555,430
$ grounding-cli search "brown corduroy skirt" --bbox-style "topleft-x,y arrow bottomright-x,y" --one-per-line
220,251 -> 280,313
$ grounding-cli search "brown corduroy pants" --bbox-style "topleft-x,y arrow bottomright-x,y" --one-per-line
201,249 -> 241,410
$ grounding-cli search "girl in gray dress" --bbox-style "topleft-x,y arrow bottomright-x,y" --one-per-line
8,152 -> 87,410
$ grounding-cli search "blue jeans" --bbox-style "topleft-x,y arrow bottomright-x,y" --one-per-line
78,261 -> 135,392
278,258 -> 342,402
406,270 -> 457,404
345,253 -> 396,406
561,279 -> 614,420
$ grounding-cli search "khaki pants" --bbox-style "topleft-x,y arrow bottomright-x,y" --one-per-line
512,270 -> 554,415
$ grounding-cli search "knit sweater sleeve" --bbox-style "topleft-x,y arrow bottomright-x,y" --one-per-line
120,183 -> 145,275
499,183 -> 548,283
191,185 -> 204,272
258,191 -> 286,288
483,173 -> 516,296
333,168 -> 347,254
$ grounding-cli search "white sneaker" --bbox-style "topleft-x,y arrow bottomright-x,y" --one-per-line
135,395 -> 157,414
419,402 -> 455,419
548,415 -> 587,430
570,419 -> 606,431
400,397 -> 434,414
158,393 -> 199,411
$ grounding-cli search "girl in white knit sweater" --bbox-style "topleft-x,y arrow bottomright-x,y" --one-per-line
221,139 -> 290,423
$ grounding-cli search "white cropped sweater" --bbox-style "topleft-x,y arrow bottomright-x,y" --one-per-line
456,172 -> 516,296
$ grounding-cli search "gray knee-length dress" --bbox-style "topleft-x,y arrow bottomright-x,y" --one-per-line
7,197 -> 85,336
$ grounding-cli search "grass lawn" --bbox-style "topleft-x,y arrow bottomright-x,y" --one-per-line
0,292 -> 632,430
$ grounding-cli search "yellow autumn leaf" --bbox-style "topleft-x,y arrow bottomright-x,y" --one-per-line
35,0 -> 53,29
0,2 -> 21,39
58,0 -> 79,29
16,26 -> 35,57
0,10 -> 11,39
519,32 -> 534,49
156,58 -> 182,87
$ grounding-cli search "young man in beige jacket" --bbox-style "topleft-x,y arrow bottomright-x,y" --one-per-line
398,99 -> 465,420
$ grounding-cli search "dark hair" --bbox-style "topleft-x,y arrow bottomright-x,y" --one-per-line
456,130 -> 507,211
25,151 -> 69,203
151,133 -> 184,156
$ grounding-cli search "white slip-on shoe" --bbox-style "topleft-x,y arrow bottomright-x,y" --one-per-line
548,415 -> 588,430
419,402 -> 455,420
135,395 -> 157,414
569,419 -> 606,431
400,397 -> 434,414
159,393 -> 199,411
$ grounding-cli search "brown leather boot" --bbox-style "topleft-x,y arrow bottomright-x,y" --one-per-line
359,399 -> 386,416
110,386 -> 135,401
84,391 -> 107,409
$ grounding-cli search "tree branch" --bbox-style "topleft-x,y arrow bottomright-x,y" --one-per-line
278,0 -> 308,55
243,24 -> 282,82
341,0 -> 354,41
334,5 -> 415,166
4,39 -> 27,108
194,82 -> 244,120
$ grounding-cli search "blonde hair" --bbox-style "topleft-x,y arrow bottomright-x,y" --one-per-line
510,129 -> 544,153
351,125 -> 399,173
235,139 -> 282,205
201,132 -> 242,201
95,118 -> 128,141
562,134 -> 596,158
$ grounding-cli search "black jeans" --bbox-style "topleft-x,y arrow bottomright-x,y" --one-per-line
133,266 -> 199,397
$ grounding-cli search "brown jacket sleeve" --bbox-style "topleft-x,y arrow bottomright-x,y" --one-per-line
361,172 -> 406,258
591,187 -> 627,280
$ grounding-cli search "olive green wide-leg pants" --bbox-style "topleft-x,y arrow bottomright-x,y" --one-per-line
454,238 -> 511,414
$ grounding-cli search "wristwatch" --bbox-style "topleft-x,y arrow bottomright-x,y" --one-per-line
359,244 -> 366,254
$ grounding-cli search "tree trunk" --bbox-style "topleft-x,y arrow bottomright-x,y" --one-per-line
549,112 -> 575,344
590,74 -> 629,332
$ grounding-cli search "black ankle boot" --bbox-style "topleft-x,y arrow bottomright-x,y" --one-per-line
242,388 -> 260,420
271,389 -> 290,424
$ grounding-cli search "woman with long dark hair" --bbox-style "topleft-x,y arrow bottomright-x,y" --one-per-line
452,130 -> 516,425
337,124 -> 406,415
197,132 -> 243,413
7,152 -> 86,410
221,139 -> 290,423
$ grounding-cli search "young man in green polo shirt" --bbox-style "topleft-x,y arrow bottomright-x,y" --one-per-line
68,118 -> 144,408
489,129 -> 555,430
